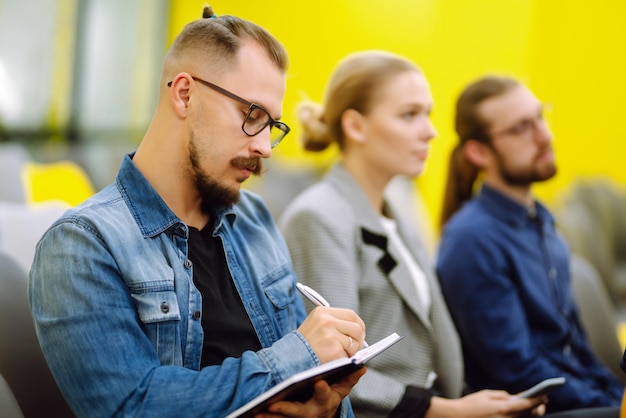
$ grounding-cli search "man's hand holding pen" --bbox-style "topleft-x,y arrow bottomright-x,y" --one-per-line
297,305 -> 367,360
296,282 -> 368,360
286,283 -> 367,418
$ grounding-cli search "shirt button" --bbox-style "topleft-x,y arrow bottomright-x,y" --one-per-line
549,268 -> 557,279
160,302 -> 170,314
193,310 -> 201,320
563,344 -> 571,355
184,259 -> 193,269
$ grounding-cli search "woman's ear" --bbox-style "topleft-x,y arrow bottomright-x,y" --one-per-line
463,139 -> 491,168
341,109 -> 366,144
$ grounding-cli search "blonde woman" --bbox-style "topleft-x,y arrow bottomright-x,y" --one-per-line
279,51 -> 546,417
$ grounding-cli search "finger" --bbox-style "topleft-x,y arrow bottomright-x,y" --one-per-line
267,381 -> 334,417
521,395 -> 548,407
298,308 -> 366,361
264,401 -> 305,417
345,336 -> 354,354
310,369 -> 366,406
322,306 -> 364,323
480,389 -> 512,400
532,403 -> 546,416
507,396 -> 547,414
334,321 -> 366,352
329,367 -> 367,398
323,307 -> 367,336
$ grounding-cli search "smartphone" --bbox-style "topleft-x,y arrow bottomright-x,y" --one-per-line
517,377 -> 566,398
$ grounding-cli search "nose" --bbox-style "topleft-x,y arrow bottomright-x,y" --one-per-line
249,126 -> 272,158
534,118 -> 553,145
424,119 -> 437,142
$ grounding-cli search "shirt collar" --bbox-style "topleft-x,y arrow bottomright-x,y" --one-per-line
477,184 -> 554,227
325,164 -> 390,235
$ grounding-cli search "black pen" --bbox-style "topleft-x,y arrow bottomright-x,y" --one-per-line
296,282 -> 368,348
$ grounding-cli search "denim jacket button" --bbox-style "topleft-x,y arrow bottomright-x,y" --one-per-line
193,310 -> 201,320
184,259 -> 193,269
160,302 -> 170,314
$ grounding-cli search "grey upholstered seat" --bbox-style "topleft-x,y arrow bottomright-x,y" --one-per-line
570,254 -> 626,383
0,251 -> 74,417
0,373 -> 23,418
0,143 -> 29,203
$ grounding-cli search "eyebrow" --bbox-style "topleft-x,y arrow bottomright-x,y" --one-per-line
403,101 -> 433,113
249,97 -> 283,120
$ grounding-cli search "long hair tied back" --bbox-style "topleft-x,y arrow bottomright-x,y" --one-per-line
439,75 -> 520,229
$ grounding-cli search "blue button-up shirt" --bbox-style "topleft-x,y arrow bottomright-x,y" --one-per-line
29,153 -> 352,417
436,185 -> 623,412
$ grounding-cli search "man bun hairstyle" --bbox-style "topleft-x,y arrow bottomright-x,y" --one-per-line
165,5 -> 288,78
298,50 -> 419,152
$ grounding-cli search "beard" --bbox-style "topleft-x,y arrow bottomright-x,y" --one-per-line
494,146 -> 557,186
188,135 -> 263,214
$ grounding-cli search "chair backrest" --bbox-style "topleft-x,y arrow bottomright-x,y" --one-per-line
0,143 -> 29,203
0,373 -> 23,418
0,252 -> 74,417
23,160 -> 95,207
570,254 -> 626,383
0,202 -> 69,274
554,178 -> 626,307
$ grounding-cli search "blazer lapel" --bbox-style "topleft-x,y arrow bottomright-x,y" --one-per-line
362,226 -> 433,330
326,165 -> 434,330
360,228 -> 396,275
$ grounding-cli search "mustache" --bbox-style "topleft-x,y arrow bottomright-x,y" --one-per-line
231,156 -> 263,176
536,144 -> 553,158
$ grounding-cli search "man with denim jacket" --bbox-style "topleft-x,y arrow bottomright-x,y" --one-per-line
28,8 -> 366,418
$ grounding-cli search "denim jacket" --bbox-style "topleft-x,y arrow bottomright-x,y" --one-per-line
29,153 -> 353,418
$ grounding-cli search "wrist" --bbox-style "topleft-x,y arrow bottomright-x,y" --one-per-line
425,396 -> 460,418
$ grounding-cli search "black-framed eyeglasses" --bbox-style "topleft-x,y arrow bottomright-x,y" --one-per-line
167,76 -> 290,148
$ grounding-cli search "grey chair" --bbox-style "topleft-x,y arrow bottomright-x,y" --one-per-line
554,179 -> 626,308
0,143 -> 29,203
0,201 -> 68,273
0,373 -> 23,418
570,254 -> 626,383
0,252 -> 74,417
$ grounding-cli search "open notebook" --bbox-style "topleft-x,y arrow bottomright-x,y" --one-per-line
226,332 -> 404,418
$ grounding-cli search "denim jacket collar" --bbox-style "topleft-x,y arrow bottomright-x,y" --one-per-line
115,153 -> 236,238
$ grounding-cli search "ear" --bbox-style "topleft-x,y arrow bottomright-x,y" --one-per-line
462,139 -> 491,168
168,73 -> 192,118
341,109 -> 366,144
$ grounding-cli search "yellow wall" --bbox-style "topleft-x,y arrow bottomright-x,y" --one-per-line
169,0 -> 626,230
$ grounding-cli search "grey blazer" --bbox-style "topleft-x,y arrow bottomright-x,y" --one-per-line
280,164 -> 463,417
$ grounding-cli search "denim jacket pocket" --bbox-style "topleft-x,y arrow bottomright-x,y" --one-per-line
262,267 -> 298,329
131,285 -> 183,366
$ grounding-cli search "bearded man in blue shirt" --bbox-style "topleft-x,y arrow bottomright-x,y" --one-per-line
28,7 -> 366,418
436,75 -> 624,414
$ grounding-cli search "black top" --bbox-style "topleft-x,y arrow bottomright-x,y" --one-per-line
188,224 -> 261,368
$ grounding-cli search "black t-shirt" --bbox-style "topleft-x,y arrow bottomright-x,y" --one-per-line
188,224 -> 261,368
